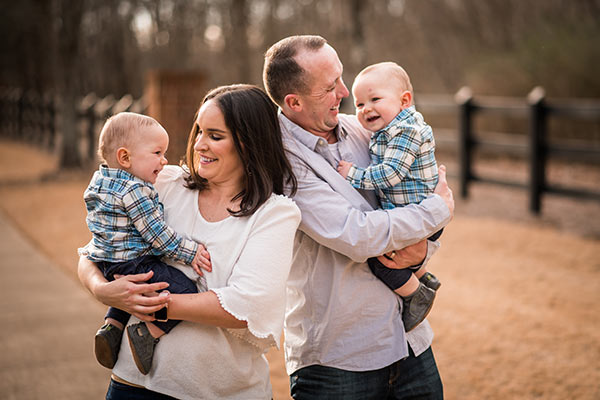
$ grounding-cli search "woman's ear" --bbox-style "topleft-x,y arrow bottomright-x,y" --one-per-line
116,147 -> 131,169
401,91 -> 413,108
283,94 -> 302,113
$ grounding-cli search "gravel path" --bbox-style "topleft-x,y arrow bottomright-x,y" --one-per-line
1,139 -> 598,399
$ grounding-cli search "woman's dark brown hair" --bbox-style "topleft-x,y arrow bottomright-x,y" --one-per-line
183,84 -> 297,217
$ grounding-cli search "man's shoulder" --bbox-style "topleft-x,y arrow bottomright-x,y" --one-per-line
338,113 -> 371,144
338,113 -> 360,129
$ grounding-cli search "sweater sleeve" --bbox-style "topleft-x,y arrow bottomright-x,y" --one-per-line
212,196 -> 301,349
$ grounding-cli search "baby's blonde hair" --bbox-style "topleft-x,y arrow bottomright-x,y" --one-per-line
97,112 -> 159,164
356,61 -> 413,93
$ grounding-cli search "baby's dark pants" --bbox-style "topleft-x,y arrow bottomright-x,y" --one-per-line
98,255 -> 198,333
368,229 -> 443,291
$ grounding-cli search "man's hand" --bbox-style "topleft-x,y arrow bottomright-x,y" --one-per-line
377,240 -> 428,269
337,160 -> 353,179
434,165 -> 454,217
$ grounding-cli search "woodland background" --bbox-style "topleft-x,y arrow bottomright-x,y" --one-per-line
4,0 -> 600,99
1,2 -> 599,399
3,0 -> 600,170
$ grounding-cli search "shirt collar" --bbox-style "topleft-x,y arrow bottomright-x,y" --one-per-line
377,106 -> 416,134
99,164 -> 146,184
278,109 -> 348,151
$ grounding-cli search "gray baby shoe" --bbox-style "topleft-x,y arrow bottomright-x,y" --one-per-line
402,282 -> 437,332
419,272 -> 441,291
94,323 -> 123,369
126,322 -> 159,375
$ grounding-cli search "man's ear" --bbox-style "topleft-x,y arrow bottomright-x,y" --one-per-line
283,94 -> 302,113
401,91 -> 413,108
116,147 -> 131,169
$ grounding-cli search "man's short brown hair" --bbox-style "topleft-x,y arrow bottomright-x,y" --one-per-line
263,35 -> 327,106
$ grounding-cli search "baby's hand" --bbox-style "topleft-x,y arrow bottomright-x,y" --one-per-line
337,160 -> 353,178
191,244 -> 211,276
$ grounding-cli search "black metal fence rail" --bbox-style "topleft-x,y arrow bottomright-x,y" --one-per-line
417,87 -> 600,214
0,87 -> 146,164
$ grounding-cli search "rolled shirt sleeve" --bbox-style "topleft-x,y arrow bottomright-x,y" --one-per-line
288,150 -> 450,263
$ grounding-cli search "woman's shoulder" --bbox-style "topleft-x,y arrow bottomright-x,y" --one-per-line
339,113 -> 371,143
159,164 -> 187,180
256,194 -> 301,222
155,165 -> 190,197
266,193 -> 300,208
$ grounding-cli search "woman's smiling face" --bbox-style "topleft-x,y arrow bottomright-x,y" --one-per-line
193,100 -> 244,187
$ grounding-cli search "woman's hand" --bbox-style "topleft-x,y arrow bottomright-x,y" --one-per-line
376,240 -> 428,269
78,256 -> 170,322
99,271 -> 171,321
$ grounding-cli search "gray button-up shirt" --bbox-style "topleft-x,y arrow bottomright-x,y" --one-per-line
280,112 -> 451,375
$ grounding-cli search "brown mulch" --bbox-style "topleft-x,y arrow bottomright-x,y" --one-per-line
0,139 -> 599,399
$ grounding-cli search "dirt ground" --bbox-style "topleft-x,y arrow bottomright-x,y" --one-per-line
0,138 -> 599,399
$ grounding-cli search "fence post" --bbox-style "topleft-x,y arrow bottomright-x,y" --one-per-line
87,107 -> 97,160
91,95 -> 115,162
17,89 -> 25,139
78,93 -> 98,162
528,87 -> 547,214
456,86 -> 474,198
46,93 -> 56,150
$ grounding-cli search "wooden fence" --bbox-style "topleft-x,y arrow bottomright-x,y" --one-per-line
76,92 -> 147,161
417,87 -> 600,214
1,86 -> 599,214
0,87 -> 146,164
0,88 -> 56,149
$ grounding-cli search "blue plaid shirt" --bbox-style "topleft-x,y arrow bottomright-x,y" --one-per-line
346,106 -> 438,209
78,165 -> 198,264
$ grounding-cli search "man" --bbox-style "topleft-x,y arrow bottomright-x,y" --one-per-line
263,35 -> 454,399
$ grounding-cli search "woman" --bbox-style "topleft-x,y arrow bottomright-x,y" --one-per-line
78,84 -> 301,399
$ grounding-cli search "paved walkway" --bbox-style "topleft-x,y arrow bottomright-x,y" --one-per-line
0,211 -> 111,399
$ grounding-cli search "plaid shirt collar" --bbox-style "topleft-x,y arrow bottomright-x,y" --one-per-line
99,164 -> 148,185
374,105 -> 416,139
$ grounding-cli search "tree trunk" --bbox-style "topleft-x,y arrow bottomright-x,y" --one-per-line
229,0 -> 250,83
59,90 -> 81,168
57,0 -> 84,169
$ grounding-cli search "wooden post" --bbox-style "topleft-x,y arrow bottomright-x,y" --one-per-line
47,93 -> 56,149
456,86 -> 474,198
145,70 -> 207,164
17,89 -> 24,140
78,93 -> 98,162
528,86 -> 547,214
91,95 -> 115,163
87,107 -> 97,161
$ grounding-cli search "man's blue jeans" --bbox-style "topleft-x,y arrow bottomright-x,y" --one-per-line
290,346 -> 443,399
106,379 -> 177,399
